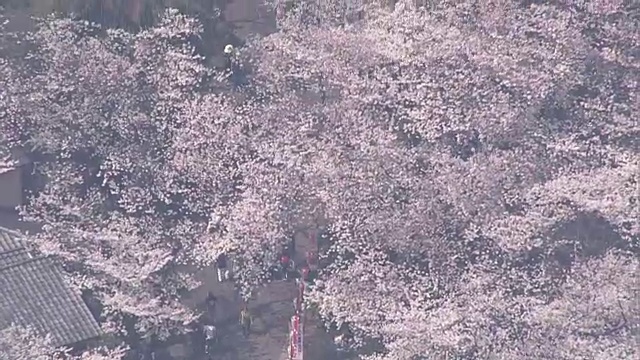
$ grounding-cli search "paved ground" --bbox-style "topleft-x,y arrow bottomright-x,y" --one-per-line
172,265 -> 295,360
224,0 -> 278,39
171,228 -> 335,360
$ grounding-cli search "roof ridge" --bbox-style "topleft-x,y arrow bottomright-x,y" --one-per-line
0,255 -> 49,273
0,246 -> 27,257
0,226 -> 30,255
0,225 -> 23,237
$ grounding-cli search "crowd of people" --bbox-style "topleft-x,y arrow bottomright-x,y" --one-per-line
197,241 -> 319,358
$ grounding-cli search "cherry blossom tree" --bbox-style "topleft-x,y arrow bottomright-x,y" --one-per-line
0,325 -> 59,360
0,325 -> 127,360
244,1 -> 639,358
1,8 -> 291,348
1,9 -> 215,343
1,1 -> 638,359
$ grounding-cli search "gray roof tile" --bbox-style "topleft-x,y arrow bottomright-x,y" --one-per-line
0,227 -> 30,267
0,227 -> 102,347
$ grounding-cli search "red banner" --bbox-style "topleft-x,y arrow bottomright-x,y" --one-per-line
289,314 -> 303,360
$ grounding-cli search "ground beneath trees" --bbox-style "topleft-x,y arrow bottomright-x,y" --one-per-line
162,229 -> 335,360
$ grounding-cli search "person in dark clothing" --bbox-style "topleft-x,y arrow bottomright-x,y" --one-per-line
223,44 -> 246,88
280,253 -> 292,281
268,262 -> 280,282
216,253 -> 229,282
206,292 -> 217,319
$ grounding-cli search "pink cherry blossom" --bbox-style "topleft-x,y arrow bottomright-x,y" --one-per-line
1,2 -> 637,358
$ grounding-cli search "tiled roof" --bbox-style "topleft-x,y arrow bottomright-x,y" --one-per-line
0,227 -> 30,267
0,226 -> 102,347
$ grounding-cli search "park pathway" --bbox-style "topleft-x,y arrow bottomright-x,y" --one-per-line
172,228 -> 333,360
175,264 -> 296,360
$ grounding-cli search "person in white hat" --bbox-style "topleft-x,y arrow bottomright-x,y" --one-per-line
223,44 -> 237,72
223,44 -> 246,87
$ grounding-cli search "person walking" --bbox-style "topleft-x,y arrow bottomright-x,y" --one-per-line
239,306 -> 252,337
206,291 -> 218,320
301,265 -> 310,282
216,253 -> 229,282
223,44 -> 247,88
306,250 -> 318,271
203,323 -> 218,356
335,333 -> 349,358
280,253 -> 292,281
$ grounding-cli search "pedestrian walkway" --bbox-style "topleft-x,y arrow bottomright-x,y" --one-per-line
178,262 -> 298,359
236,282 -> 297,360
175,227 -> 326,360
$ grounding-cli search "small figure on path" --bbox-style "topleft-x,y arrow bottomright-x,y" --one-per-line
239,306 -> 252,337
216,253 -> 230,282
306,250 -> 318,271
206,291 -> 218,319
280,253 -> 292,281
335,333 -> 348,357
223,44 -> 246,87
301,265 -> 310,283
203,323 -> 218,355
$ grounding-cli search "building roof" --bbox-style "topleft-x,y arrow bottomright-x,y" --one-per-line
0,227 -> 102,347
